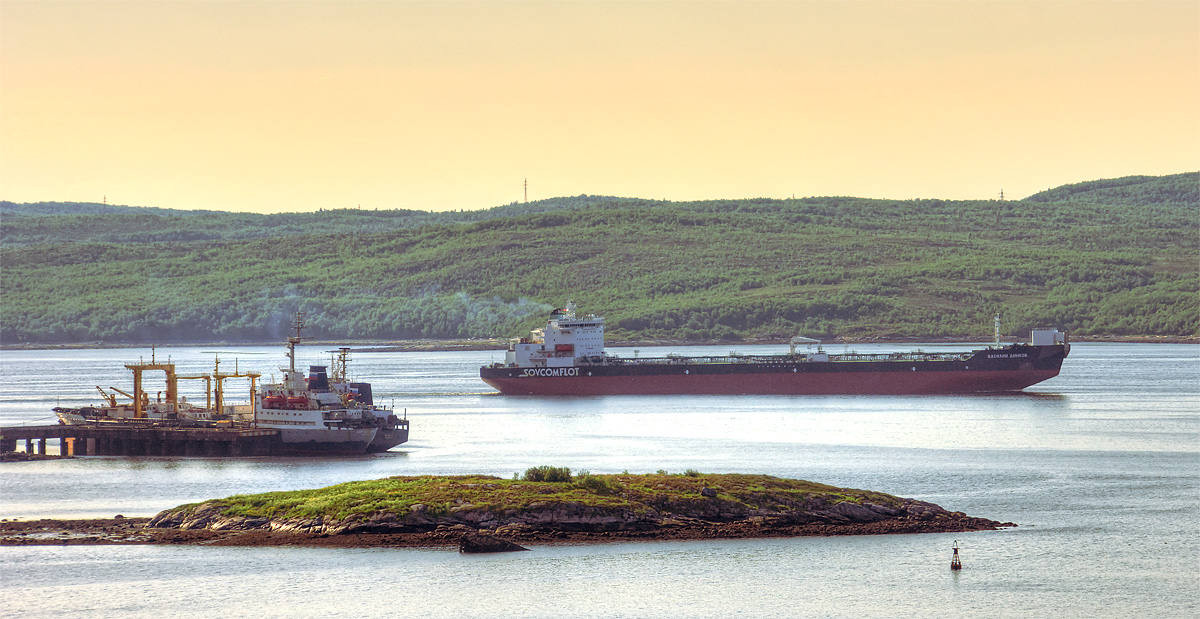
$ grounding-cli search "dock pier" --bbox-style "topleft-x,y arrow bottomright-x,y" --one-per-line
1,424 -> 283,457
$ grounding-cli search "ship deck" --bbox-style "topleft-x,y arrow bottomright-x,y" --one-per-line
595,350 -> 977,367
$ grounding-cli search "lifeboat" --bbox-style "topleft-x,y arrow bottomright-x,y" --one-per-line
286,396 -> 310,407
263,395 -> 286,408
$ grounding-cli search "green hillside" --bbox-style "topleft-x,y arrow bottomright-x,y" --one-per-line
0,195 -> 634,245
1,173 -> 1196,345
1024,172 -> 1198,206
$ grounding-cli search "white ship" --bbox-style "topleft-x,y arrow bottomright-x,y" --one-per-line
244,325 -> 408,454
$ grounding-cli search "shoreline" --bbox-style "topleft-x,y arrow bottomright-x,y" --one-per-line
2,333 -> 1195,351
0,514 -> 1012,549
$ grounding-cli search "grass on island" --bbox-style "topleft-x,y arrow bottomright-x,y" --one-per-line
192,467 -> 905,522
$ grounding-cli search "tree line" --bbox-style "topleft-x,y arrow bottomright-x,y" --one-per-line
1,173 -> 1195,344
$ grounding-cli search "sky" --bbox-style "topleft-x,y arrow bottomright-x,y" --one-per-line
1,1 -> 1197,214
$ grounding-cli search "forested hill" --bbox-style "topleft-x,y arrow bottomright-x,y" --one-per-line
1023,172 -> 1198,206
1,173 -> 1196,345
0,195 -> 637,245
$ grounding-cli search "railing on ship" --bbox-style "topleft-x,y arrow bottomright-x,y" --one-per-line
589,350 -> 975,366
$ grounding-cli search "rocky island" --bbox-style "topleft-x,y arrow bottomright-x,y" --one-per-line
0,469 -> 1013,549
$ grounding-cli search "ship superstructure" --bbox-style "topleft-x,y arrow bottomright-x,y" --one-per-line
243,314 -> 408,454
503,301 -> 607,369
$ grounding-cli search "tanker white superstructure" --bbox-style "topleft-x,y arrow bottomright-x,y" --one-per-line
504,301 -> 607,368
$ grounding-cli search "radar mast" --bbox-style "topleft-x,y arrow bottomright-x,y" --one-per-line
287,312 -> 310,374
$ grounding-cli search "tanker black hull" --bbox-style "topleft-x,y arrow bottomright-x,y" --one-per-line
480,344 -> 1069,396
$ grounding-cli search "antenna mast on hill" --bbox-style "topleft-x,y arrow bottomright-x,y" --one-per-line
524,178 -> 528,203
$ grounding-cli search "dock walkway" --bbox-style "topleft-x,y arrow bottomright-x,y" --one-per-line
0,424 -> 282,457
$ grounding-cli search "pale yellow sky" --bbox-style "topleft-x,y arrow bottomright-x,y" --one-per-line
1,1 -> 1197,213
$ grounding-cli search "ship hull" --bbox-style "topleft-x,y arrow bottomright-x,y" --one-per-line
480,344 -> 1069,396
273,427 -> 378,455
365,426 -> 410,453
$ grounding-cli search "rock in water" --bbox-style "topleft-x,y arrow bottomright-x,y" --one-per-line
459,532 -> 529,554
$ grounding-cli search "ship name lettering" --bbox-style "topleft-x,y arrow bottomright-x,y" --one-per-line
986,353 -> 1028,359
520,367 -> 580,377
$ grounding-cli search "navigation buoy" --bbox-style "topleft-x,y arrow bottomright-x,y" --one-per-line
950,540 -> 962,571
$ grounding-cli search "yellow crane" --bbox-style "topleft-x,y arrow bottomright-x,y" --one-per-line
94,386 -> 135,407
177,357 -> 260,418
124,348 -> 260,419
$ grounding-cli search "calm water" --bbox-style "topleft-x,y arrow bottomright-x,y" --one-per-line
1,342 -> 1197,617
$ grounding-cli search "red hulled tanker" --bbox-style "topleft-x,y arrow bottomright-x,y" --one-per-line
479,302 -> 1070,396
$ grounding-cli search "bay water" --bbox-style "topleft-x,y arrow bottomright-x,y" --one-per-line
1,342 -> 1196,617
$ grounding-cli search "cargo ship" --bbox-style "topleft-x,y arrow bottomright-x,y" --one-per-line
54,314 -> 409,455
479,302 -> 1070,395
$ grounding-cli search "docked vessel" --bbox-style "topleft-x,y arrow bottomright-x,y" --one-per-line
246,330 -> 409,454
53,314 -> 408,455
480,302 -> 1070,395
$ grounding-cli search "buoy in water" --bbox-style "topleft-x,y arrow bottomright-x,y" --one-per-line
950,540 -> 963,571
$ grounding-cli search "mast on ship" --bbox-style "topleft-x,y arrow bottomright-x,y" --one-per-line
287,312 -> 310,376
331,347 -> 352,384
994,313 -> 1002,347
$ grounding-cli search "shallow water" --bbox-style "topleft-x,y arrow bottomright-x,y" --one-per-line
1,342 -> 1197,617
